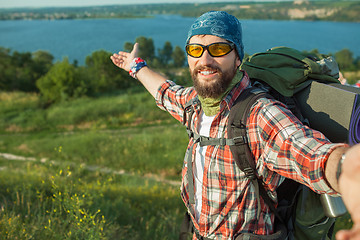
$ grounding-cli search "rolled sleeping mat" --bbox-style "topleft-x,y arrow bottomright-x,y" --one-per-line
295,81 -> 360,145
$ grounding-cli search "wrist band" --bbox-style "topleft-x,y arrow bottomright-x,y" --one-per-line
129,57 -> 147,79
336,153 -> 346,183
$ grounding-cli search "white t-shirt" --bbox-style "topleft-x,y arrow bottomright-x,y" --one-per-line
194,111 -> 215,220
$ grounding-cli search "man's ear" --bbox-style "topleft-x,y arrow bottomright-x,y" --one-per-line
236,57 -> 241,69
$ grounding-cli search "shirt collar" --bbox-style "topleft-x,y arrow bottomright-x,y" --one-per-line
222,70 -> 251,111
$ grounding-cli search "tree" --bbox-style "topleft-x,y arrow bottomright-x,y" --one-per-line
158,41 -> 173,65
356,56 -> 360,70
123,42 -> 134,53
0,47 -> 12,90
0,48 -> 53,92
32,50 -> 54,79
172,46 -> 186,67
85,49 -> 137,94
86,50 -> 114,93
32,50 -> 53,68
135,36 -> 155,61
36,57 -> 87,104
335,49 -> 355,71
10,51 -> 37,91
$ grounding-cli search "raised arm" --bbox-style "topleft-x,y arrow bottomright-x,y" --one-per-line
325,145 -> 360,239
110,43 -> 167,98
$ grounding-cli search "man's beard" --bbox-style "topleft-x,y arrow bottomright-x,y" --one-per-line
191,64 -> 237,98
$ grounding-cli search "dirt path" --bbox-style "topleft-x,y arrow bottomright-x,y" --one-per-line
0,152 -> 181,186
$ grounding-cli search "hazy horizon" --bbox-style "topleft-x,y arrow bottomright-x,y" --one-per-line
0,0 -> 290,9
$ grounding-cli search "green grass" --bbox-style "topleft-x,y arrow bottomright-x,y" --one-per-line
0,159 -> 185,239
0,90 -> 189,179
0,90 -> 354,239
0,89 -> 175,132
0,90 -> 188,239
0,125 -> 188,179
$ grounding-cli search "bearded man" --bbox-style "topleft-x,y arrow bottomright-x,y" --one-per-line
111,11 -> 360,240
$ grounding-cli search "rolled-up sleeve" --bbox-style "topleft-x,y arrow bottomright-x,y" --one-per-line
248,97 -> 348,195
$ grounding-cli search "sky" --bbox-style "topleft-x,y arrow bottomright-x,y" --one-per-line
0,0 -> 281,9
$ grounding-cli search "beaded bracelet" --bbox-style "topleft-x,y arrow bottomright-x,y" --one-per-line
129,57 -> 147,79
336,153 -> 346,183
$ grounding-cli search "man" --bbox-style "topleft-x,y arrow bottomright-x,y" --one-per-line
111,11 -> 360,240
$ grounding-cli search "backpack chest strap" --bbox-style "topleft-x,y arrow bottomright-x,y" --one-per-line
188,131 -> 248,147
185,130 -> 249,206
186,129 -> 266,219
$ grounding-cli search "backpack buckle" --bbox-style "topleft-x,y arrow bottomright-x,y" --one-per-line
186,129 -> 194,139
243,167 -> 256,180
185,107 -> 193,113
233,136 -> 248,145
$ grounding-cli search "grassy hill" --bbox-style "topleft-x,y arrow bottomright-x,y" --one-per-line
0,90 -> 353,239
0,89 -> 189,239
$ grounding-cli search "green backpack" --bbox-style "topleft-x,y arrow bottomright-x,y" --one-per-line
240,46 -> 340,97
180,47 -> 349,240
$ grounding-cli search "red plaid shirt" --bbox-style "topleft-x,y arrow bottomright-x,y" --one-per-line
155,72 -> 344,240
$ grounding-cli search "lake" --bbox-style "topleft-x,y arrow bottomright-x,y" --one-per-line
0,14 -> 359,65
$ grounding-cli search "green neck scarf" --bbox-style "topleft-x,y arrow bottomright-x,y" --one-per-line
198,71 -> 243,116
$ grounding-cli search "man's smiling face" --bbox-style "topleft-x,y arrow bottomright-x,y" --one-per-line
187,35 -> 241,98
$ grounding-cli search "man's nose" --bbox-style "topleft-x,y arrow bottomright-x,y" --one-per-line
198,49 -> 214,65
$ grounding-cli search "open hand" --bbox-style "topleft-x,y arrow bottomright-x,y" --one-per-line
336,224 -> 360,240
336,144 -> 360,240
110,42 -> 139,72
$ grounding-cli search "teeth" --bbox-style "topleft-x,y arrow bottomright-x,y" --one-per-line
200,70 -> 215,75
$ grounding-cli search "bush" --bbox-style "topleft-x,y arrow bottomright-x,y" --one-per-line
36,58 -> 88,105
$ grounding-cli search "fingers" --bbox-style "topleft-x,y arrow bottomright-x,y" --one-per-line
339,146 -> 360,224
336,223 -> 360,240
336,230 -> 359,240
336,230 -> 349,240
130,42 -> 139,59
112,51 -> 129,60
110,42 -> 139,71
110,54 -> 122,66
110,51 -> 128,67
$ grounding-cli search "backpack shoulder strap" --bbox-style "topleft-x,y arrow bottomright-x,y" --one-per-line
183,87 -> 283,220
183,96 -> 200,139
227,87 -> 268,175
227,87 -> 285,221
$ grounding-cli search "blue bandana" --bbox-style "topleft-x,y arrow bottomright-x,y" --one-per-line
186,11 -> 244,61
